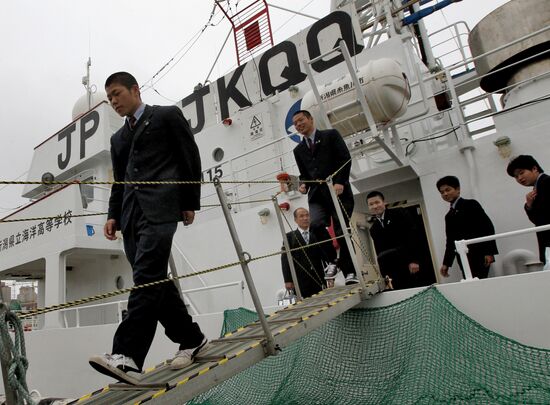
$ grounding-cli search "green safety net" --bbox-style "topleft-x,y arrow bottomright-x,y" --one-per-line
189,287 -> 550,405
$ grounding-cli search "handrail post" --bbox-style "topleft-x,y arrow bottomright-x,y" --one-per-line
325,177 -> 367,291
272,196 -> 303,301
455,240 -> 474,280
168,253 -> 185,299
117,301 -> 123,324
214,178 -> 277,356
0,304 -> 17,405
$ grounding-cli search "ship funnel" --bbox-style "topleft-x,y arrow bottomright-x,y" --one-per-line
469,0 -> 550,95
301,58 -> 411,137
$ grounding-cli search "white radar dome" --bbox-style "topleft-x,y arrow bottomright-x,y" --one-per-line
301,58 -> 410,137
72,91 -> 109,120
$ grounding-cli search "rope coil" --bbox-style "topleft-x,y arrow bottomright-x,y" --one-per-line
0,305 -> 34,404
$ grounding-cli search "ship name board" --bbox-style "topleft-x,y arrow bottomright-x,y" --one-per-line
180,8 -> 364,134
56,110 -> 100,170
0,210 -> 73,254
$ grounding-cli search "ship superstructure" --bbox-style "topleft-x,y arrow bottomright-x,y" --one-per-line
0,0 -> 549,399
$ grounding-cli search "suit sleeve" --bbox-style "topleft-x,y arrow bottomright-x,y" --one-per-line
442,214 -> 456,267
328,129 -> 351,185
526,176 -> 550,226
107,135 -> 124,228
470,200 -> 498,256
281,234 -> 294,283
293,147 -> 311,192
395,208 -> 420,264
167,106 -> 202,210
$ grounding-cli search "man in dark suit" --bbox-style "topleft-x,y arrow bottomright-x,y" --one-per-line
366,191 -> 422,290
507,155 -> 550,263
292,110 -> 358,284
281,207 -> 337,299
437,176 -> 498,279
89,72 -> 207,384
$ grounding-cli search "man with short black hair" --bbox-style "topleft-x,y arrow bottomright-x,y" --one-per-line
437,176 -> 498,279
281,207 -> 337,298
292,110 -> 359,285
89,72 -> 208,384
366,191 -> 421,290
507,155 -> 550,262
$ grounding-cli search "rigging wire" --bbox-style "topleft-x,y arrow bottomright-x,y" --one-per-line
0,170 -> 29,212
140,3 -> 223,94
272,0 -> 316,35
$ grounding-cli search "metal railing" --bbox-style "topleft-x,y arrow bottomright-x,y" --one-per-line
455,224 -> 550,280
428,21 -> 473,74
58,280 -> 245,328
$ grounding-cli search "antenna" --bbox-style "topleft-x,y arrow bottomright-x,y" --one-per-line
82,57 -> 93,110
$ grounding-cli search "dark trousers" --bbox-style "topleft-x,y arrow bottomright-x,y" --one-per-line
377,249 -> 412,290
113,199 -> 203,370
456,253 -> 490,279
309,198 -> 356,277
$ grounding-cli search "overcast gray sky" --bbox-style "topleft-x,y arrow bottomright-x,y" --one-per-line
0,0 -> 508,214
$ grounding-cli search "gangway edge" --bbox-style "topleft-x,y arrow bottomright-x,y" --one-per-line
71,282 -> 383,404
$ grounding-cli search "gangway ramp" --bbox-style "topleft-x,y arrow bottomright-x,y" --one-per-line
72,282 -> 382,404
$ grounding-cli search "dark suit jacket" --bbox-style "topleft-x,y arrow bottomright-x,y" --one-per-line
281,225 -> 336,298
369,208 -> 418,265
107,105 -> 201,231
443,197 -> 498,268
293,129 -> 353,206
525,173 -> 550,261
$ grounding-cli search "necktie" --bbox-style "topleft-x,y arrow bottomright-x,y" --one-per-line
302,230 -> 309,244
306,137 -> 314,153
128,116 -> 137,130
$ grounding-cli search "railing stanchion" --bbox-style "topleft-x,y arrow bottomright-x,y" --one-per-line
214,178 -> 277,356
272,196 -> 303,301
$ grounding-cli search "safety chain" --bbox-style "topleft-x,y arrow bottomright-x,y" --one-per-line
18,233 -> 346,320
10,158 -> 354,319
201,197 -> 274,208
0,212 -> 106,224
330,157 -> 352,180
0,200 -> 279,224
0,179 -> 326,186
0,306 -> 34,405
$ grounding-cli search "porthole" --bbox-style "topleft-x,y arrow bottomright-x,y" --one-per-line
115,276 -> 124,290
212,147 -> 224,162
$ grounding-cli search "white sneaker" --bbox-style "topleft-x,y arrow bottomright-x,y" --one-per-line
170,337 -> 209,370
89,353 -> 140,384
324,263 -> 338,280
345,273 -> 359,285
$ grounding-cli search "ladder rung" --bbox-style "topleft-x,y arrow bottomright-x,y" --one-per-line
195,354 -> 228,362
275,303 -> 330,313
254,317 -> 303,324
108,382 -> 169,391
211,334 -> 266,343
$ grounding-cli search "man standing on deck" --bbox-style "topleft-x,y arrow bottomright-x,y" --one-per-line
437,176 -> 498,279
89,72 -> 208,383
281,207 -> 337,298
507,155 -> 550,263
292,110 -> 359,285
366,191 -> 423,290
